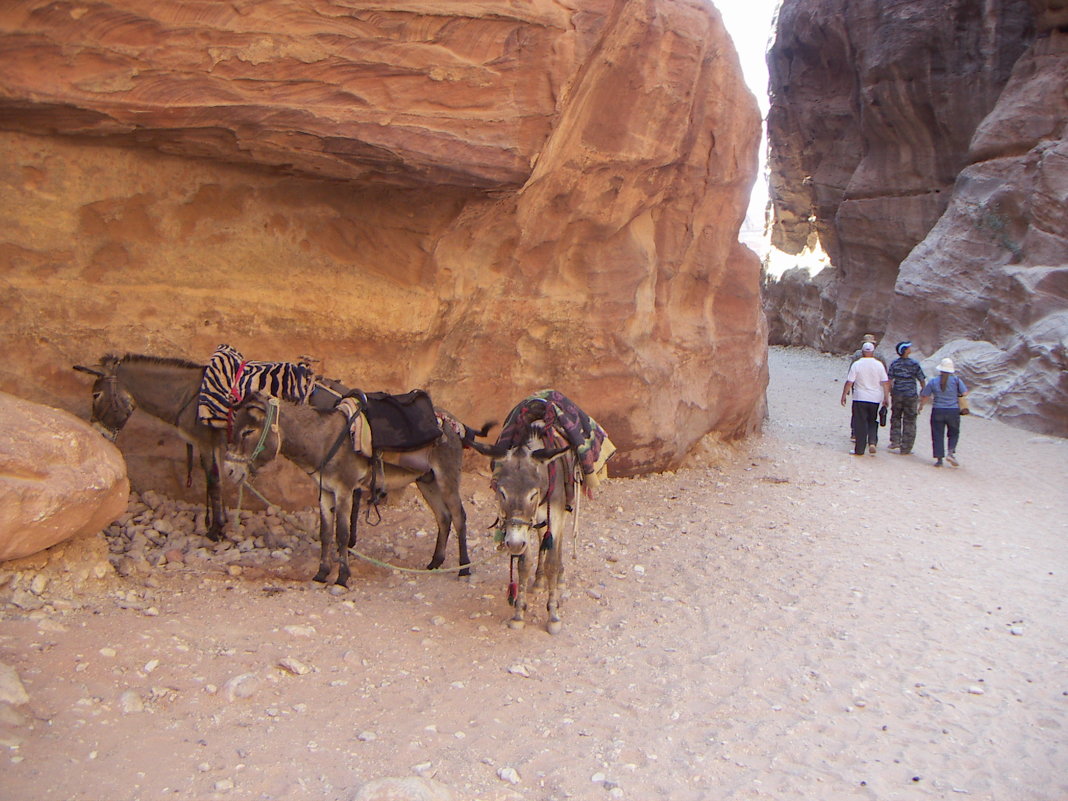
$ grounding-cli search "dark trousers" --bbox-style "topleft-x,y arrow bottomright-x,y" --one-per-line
851,401 -> 880,454
930,408 -> 961,459
890,393 -> 919,452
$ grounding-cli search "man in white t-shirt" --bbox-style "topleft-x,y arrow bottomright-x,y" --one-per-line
840,342 -> 891,455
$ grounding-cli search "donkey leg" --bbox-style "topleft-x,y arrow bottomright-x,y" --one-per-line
545,547 -> 564,635
334,489 -> 354,588
415,476 -> 452,572
203,452 -> 226,541
348,488 -> 362,549
509,553 -> 530,630
312,493 -> 335,583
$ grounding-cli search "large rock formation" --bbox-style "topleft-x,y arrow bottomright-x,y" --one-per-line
765,0 -> 1034,351
0,392 -> 129,562
764,0 -> 1067,436
0,0 -> 766,495
886,27 -> 1068,434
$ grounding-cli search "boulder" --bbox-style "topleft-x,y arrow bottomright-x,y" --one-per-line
0,392 -> 129,562
0,0 -> 766,482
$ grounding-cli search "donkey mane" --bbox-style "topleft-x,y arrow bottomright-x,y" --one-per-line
108,352 -> 204,370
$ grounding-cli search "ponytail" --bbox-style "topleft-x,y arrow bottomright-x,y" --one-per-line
940,373 -> 949,391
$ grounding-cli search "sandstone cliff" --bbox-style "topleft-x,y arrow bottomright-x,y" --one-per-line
764,0 -> 1067,436
0,0 -> 766,498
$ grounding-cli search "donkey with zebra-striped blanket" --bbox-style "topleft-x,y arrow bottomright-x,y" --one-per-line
73,348 -> 325,540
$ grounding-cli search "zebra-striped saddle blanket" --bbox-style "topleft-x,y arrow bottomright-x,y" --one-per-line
197,344 -> 315,429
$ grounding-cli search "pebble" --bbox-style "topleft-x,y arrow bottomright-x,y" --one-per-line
497,767 -> 521,785
507,664 -> 531,678
966,685 -> 985,695
357,731 -> 377,742
118,690 -> 144,713
277,657 -> 311,676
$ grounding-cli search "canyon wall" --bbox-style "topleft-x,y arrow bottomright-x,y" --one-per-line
765,0 -> 1067,435
0,0 -> 766,502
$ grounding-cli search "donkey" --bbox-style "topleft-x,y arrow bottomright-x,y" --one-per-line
73,354 -> 230,539
469,424 -> 577,634
223,392 -> 485,588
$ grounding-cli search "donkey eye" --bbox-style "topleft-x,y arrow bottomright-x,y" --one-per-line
241,429 -> 254,439
527,489 -> 538,503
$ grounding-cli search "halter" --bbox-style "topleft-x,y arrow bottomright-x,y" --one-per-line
227,396 -> 280,468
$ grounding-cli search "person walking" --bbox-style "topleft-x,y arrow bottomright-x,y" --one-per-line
848,335 -> 887,442
919,357 -> 969,467
841,342 -> 890,456
887,341 -> 926,454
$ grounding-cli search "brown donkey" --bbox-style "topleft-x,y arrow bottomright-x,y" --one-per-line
223,392 -> 489,588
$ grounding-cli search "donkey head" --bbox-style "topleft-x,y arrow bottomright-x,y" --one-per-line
73,356 -> 134,441
223,393 -> 281,484
490,439 -> 570,556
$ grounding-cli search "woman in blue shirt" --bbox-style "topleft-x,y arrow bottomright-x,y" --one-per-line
919,357 -> 969,467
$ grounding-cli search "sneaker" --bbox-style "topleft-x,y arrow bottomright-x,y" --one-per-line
868,444 -> 877,455
934,458 -> 943,467
947,451 -> 959,466
899,449 -> 912,455
888,445 -> 900,452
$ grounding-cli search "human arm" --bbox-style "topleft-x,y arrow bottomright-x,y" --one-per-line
841,381 -> 853,406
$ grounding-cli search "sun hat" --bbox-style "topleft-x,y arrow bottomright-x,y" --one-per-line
862,342 -> 875,353
862,334 -> 876,344
896,341 -> 912,356
937,357 -> 955,373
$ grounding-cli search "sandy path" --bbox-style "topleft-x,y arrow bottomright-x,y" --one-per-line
1,346 -> 1066,801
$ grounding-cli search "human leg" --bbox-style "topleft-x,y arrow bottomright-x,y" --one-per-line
889,393 -> 903,449
851,402 -> 869,455
945,411 -> 961,463
930,409 -> 948,459
865,403 -> 880,452
901,395 -> 919,453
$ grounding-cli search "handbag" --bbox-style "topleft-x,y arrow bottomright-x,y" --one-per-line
958,395 -> 970,415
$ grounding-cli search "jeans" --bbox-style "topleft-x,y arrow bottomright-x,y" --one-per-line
851,401 -> 880,454
890,393 -> 919,452
930,408 -> 961,459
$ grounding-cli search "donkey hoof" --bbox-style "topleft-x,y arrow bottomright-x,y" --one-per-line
507,618 -> 525,630
547,619 -> 562,635
457,565 -> 472,579
312,570 -> 330,584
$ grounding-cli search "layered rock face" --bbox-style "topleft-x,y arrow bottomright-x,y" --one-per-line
888,27 -> 1068,435
0,392 -> 129,562
0,0 -> 766,495
765,0 -> 1067,436
766,0 -> 1033,351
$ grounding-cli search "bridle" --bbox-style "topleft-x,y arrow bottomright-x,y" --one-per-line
227,396 -> 281,470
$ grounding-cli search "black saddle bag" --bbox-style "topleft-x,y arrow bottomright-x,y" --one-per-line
363,390 -> 441,451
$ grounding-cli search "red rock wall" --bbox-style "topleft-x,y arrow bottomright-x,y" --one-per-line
0,0 -> 766,496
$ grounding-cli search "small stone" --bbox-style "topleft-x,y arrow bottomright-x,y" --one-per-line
227,565 -> 242,577
966,686 -> 985,695
214,778 -> 234,792
497,766 -> 521,785
283,625 -> 316,637
1009,626 -> 1024,636
0,663 -> 30,706
222,672 -> 260,701
118,690 -> 144,713
507,664 -> 531,678
98,647 -> 117,658
143,659 -> 160,674
357,731 -> 377,742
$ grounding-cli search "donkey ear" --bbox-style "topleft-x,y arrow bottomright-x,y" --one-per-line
72,365 -> 105,378
467,439 -> 509,458
532,445 -> 570,464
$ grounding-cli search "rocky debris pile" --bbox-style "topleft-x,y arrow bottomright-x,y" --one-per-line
101,490 -> 319,579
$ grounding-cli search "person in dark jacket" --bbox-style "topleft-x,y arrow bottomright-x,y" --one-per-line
887,341 -> 926,455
